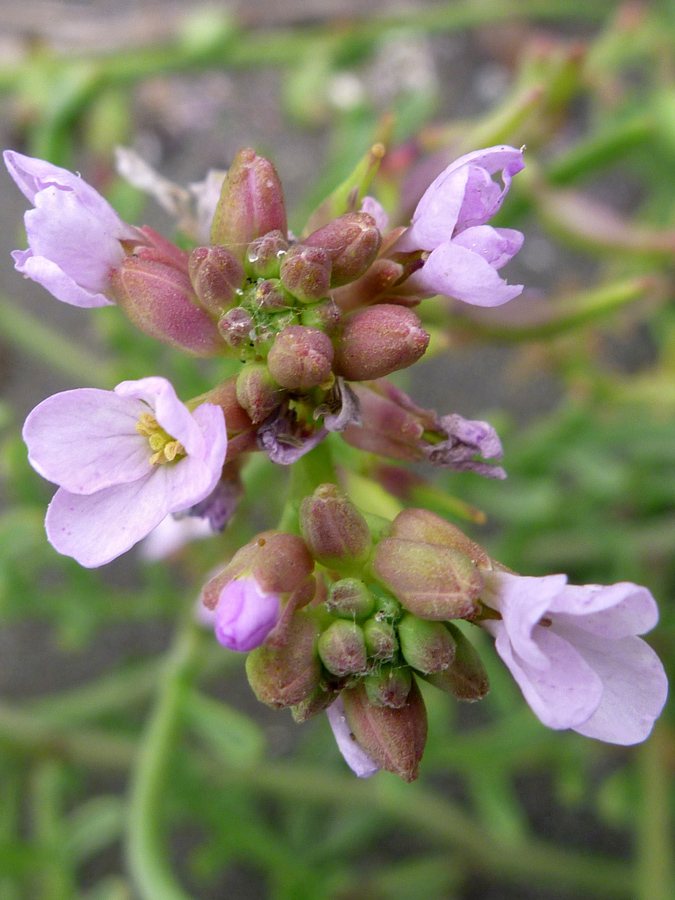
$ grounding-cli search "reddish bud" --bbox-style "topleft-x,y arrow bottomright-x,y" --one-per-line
211,148 -> 287,256
110,258 -> 226,356
300,298 -> 342,333
252,278 -> 288,311
334,304 -> 429,381
236,362 -> 286,423
189,375 -> 253,436
266,325 -> 334,391
246,613 -> 321,709
333,258 -> 406,312
318,620 -> 368,676
304,212 -> 382,287
364,663 -> 412,708
279,245 -> 332,302
397,613 -> 456,674
218,307 -> 254,348
341,678 -> 428,782
421,623 -> 489,701
249,532 -> 315,595
391,508 -> 490,568
188,245 -> 245,315
371,538 -> 483,620
299,484 -> 372,574
246,230 -> 289,279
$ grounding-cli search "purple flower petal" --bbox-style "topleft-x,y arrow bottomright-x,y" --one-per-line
327,697 -> 380,778
12,250 -> 114,308
411,240 -> 523,307
451,225 -> 524,269
425,413 -> 506,479
214,577 -> 281,652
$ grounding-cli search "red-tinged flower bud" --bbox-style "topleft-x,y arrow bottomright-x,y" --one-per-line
246,230 -> 289,279
188,245 -> 245,315
236,362 -> 286,423
390,508 -> 490,568
266,325 -> 334,392
246,612 -> 321,709
303,212 -> 382,287
397,613 -> 456,674
291,685 -> 339,723
326,578 -> 375,620
371,538 -> 483,620
252,278 -> 288,311
363,618 -> 398,661
135,226 -> 191,274
109,258 -> 226,357
279,245 -> 332,303
299,484 -> 372,574
300,298 -> 342,334
333,304 -> 429,381
333,258 -> 406,313
210,148 -> 287,257
341,678 -> 427,782
190,375 -> 254,437
249,532 -> 315,595
421,623 -> 489,701
318,619 -> 368,676
364,663 -> 412,708
218,307 -> 254,348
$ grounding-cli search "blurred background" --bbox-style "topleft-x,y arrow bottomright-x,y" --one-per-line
0,2 -> 673,899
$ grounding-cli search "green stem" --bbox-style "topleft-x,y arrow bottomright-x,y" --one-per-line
0,299 -> 117,388
636,727 -> 674,900
125,618 -> 202,900
278,438 -> 338,533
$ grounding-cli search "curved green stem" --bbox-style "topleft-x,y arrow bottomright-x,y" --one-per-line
125,619 -> 202,900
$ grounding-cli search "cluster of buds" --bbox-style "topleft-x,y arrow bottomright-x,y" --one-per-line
202,488 -> 492,781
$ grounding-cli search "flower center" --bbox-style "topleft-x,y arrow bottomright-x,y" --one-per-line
135,413 -> 186,465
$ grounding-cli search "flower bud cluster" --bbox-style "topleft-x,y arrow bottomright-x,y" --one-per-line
201,487 -> 491,781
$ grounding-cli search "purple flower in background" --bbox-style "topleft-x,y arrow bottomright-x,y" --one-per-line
23,377 -> 227,567
4,150 -> 140,307
326,697 -> 380,778
396,145 -> 524,306
481,571 -> 668,744
213,577 -> 281,652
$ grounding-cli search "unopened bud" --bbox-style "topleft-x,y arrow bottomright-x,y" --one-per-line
249,532 -> 315,595
300,298 -> 342,333
246,230 -> 289,279
334,304 -> 429,381
189,375 -> 253,437
211,148 -> 287,255
246,613 -> 321,708
291,686 -> 339,723
364,663 -> 412,708
371,538 -> 483,620
391,508 -> 490,568
110,258 -> 226,357
421,623 -> 489,701
267,325 -> 334,391
304,212 -> 381,287
318,620 -> 368,676
236,362 -> 286,423
397,613 -> 456,674
218,307 -> 254,348
341,679 -> 427,782
252,278 -> 287,311
333,258 -> 406,312
188,245 -> 245,315
279,245 -> 332,303
299,484 -> 372,574
363,618 -> 398,660
326,578 -> 375,620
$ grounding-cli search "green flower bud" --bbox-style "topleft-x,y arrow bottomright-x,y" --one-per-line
246,230 -> 289,280
421,623 -> 489,701
236,362 -> 286,424
246,613 -> 321,709
299,484 -> 372,574
397,614 -> 456,674
326,578 -> 375,620
363,618 -> 398,661
364,663 -> 412,708
318,619 -> 368,677
371,538 -> 483,620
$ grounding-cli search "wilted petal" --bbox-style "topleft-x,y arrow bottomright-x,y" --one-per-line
327,697 -> 380,778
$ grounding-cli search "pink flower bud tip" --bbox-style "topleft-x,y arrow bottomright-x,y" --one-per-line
213,577 -> 281,652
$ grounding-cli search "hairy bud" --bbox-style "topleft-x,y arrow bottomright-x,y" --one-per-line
299,484 -> 372,574
364,663 -> 412,708
304,212 -> 381,287
334,304 -> 429,381
279,245 -> 332,303
318,620 -> 368,676
218,307 -> 254,348
246,613 -> 321,709
246,230 -> 289,279
236,362 -> 286,423
421,623 -> 489,701
267,325 -> 334,391
363,618 -> 398,661
397,614 -> 456,674
390,508 -> 490,568
188,245 -> 245,315
326,578 -> 375,620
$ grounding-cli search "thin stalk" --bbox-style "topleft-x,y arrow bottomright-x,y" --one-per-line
636,727 -> 674,900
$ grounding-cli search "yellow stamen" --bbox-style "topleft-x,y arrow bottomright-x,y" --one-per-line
136,413 -> 186,466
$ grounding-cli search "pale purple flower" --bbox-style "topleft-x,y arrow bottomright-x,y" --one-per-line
213,576 -> 281,652
327,697 -> 380,778
5,150 -> 141,307
23,377 -> 227,567
361,196 -> 389,233
481,571 -> 668,744
396,145 -> 524,307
